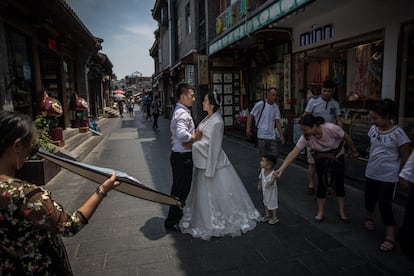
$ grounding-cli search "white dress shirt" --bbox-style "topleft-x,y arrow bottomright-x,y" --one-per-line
170,103 -> 195,153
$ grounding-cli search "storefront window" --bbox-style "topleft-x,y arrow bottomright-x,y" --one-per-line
292,31 -> 384,154
6,27 -> 34,116
304,46 -> 330,98
332,31 -> 384,106
345,40 -> 383,102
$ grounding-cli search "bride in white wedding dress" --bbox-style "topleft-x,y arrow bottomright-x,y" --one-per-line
179,92 -> 260,240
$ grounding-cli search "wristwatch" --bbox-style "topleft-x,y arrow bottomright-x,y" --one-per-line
95,186 -> 107,197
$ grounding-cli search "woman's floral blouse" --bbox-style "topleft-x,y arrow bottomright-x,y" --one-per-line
0,178 -> 88,275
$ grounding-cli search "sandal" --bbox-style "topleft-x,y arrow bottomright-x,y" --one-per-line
379,240 -> 395,252
314,215 -> 324,223
338,214 -> 351,223
364,218 -> 375,231
260,216 -> 270,222
268,218 -> 280,225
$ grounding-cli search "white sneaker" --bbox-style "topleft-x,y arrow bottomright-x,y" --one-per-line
268,218 -> 280,225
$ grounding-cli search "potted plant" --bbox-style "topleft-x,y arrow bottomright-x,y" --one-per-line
15,113 -> 61,185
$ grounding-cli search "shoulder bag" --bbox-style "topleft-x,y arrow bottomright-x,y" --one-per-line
251,100 -> 265,147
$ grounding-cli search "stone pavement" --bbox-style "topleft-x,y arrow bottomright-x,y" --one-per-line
46,107 -> 414,275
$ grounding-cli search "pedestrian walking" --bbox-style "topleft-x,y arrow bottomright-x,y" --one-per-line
141,96 -> 146,118
179,92 -> 260,240
257,154 -> 280,225
274,114 -> 359,223
126,97 -> 134,117
142,95 -> 152,120
118,100 -> 124,118
151,95 -> 161,130
145,95 -> 152,121
0,110 -> 120,275
164,83 -> 202,231
363,99 -> 411,252
246,88 -> 285,164
304,80 -> 342,195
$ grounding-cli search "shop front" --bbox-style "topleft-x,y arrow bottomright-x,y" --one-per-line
208,0 -> 312,136
281,0 -> 414,155
291,30 -> 384,157
0,0 -> 104,131
208,31 -> 292,134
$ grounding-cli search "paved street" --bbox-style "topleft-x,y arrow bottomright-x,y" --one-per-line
47,108 -> 414,275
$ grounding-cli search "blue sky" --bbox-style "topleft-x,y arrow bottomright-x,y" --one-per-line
66,0 -> 157,79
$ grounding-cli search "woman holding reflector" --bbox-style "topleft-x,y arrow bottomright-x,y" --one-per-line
0,110 -> 120,275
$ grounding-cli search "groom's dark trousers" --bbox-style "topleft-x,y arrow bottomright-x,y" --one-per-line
165,151 -> 193,227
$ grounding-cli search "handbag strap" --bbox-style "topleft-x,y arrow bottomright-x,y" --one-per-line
255,100 -> 266,127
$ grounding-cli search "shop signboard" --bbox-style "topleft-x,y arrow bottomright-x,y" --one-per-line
299,24 -> 334,47
209,0 -> 311,55
185,65 -> 194,85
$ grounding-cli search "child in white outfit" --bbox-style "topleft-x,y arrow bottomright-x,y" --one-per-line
258,154 -> 279,224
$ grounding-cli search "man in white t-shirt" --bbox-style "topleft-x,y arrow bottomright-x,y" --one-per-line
304,80 -> 342,195
246,88 -> 285,164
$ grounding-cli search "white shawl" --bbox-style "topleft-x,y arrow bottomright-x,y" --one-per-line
192,112 -> 230,177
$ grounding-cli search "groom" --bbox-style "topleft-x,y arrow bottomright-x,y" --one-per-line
165,82 -> 201,231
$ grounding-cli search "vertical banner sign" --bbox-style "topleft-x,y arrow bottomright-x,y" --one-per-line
198,55 -> 209,85
283,54 -> 291,110
185,65 -> 195,85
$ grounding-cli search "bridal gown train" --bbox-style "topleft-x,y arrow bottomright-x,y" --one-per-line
179,112 -> 260,240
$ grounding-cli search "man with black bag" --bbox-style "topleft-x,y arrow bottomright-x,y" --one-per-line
246,88 -> 285,164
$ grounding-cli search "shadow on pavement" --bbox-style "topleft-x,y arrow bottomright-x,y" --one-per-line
139,217 -> 167,240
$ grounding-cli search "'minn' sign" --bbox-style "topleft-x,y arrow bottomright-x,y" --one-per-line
299,24 -> 334,47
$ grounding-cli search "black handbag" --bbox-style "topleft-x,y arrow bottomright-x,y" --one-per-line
250,100 -> 265,147
252,124 -> 258,146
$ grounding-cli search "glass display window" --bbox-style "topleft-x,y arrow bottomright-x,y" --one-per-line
291,31 -> 384,150
6,27 -> 34,116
